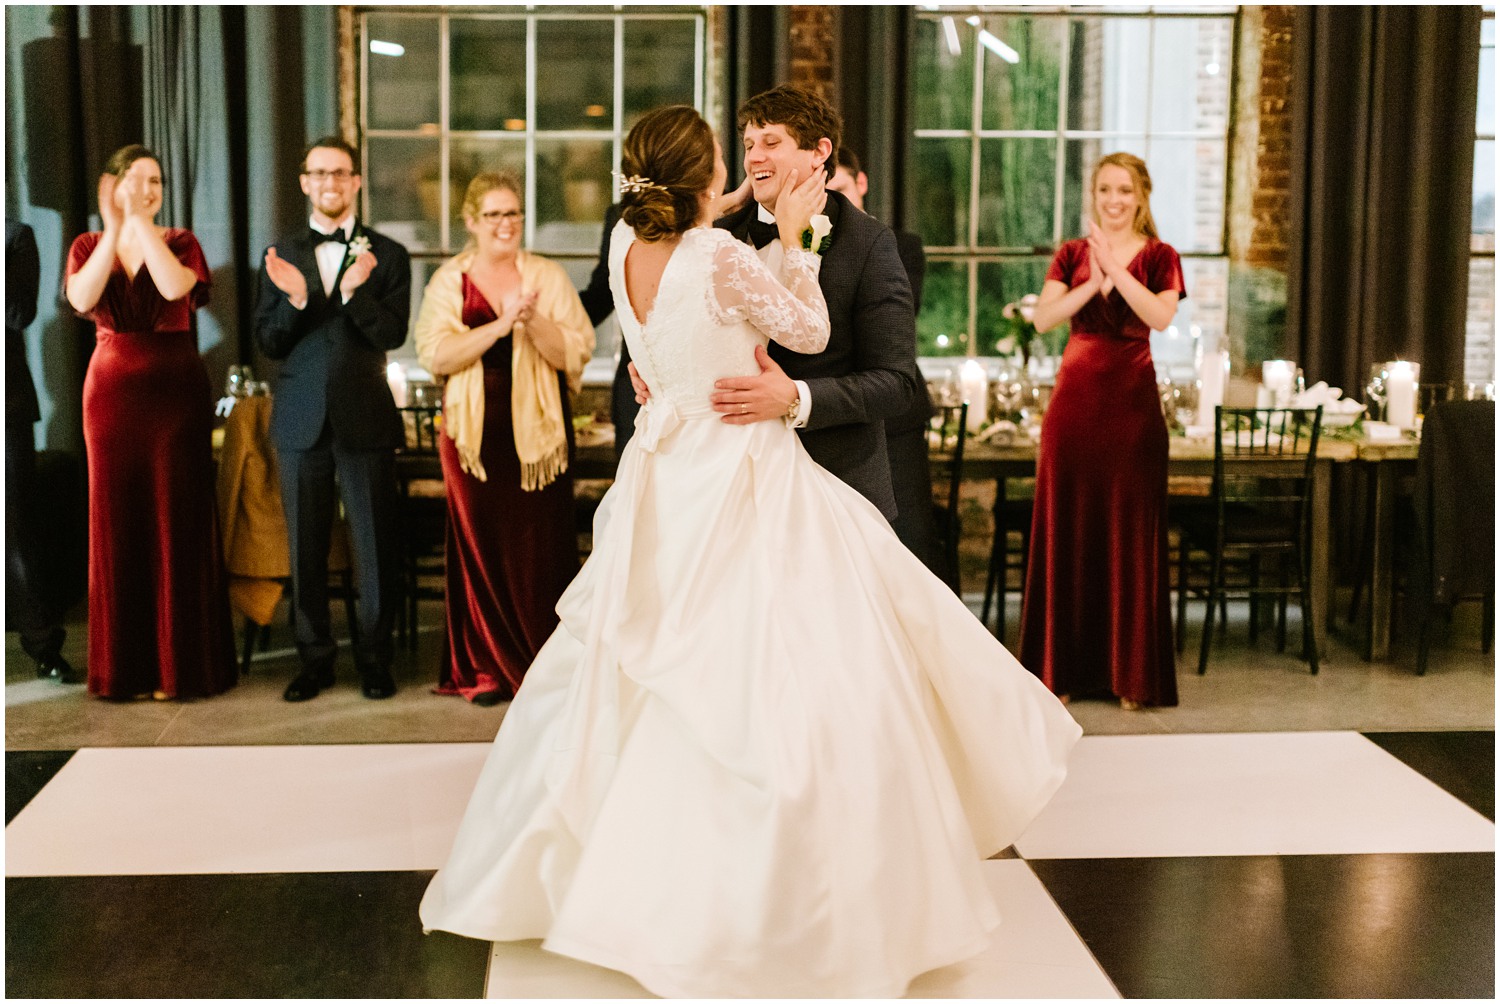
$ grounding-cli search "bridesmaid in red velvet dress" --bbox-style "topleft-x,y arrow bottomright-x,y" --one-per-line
64,145 -> 236,700
1019,152 -> 1185,709
413,172 -> 595,706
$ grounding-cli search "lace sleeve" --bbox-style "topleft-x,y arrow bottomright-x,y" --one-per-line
707,238 -> 830,354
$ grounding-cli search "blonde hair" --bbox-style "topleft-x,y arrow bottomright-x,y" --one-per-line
461,170 -> 523,224
1090,152 -> 1158,240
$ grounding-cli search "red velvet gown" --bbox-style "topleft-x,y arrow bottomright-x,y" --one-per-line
435,275 -> 578,702
66,229 -> 236,699
1018,238 -> 1185,707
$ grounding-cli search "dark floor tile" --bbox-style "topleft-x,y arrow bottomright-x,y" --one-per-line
6,871 -> 487,999
1030,853 -> 1495,999
5,750 -> 75,824
1362,730 -> 1496,821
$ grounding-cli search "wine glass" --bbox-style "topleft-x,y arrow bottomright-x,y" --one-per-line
1173,380 -> 1200,431
991,365 -> 1023,420
936,366 -> 963,408
1365,363 -> 1388,422
225,364 -> 253,398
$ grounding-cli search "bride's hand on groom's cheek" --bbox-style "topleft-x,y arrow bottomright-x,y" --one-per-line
774,170 -> 827,244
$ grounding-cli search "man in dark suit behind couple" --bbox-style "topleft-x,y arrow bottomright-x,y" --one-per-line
254,136 -> 411,703
625,85 -> 920,523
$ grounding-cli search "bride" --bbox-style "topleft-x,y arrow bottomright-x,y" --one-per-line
419,105 -> 1082,998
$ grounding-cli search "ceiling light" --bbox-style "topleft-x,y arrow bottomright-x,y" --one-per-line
942,16 -> 961,57
978,29 -> 1020,64
369,39 -> 404,57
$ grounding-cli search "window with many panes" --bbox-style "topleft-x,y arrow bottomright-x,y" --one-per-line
357,7 -> 707,360
1468,5 -> 1495,382
907,5 -> 1235,376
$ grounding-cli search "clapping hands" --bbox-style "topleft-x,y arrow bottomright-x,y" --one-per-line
1085,221 -> 1117,296
264,247 -> 309,305
504,289 -> 540,328
339,248 -> 379,300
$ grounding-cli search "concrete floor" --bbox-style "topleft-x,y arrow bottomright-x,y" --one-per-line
7,590 -> 1493,750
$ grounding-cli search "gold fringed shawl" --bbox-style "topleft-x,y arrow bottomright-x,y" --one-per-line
413,248 -> 595,489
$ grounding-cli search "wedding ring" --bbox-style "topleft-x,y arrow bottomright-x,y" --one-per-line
741,403 -> 748,414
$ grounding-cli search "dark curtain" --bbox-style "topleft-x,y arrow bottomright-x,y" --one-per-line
5,4 -> 336,453
1285,5 -> 1481,396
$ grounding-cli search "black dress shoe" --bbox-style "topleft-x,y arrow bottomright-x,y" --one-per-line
35,655 -> 82,685
359,666 -> 397,700
284,665 -> 335,702
471,689 -> 505,707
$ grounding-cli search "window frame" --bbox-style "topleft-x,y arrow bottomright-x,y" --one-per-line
1468,6 -> 1495,382
356,6 -> 708,260
907,5 -> 1238,360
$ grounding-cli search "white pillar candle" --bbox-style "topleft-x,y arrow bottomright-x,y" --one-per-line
1262,360 -> 1296,407
959,359 -> 988,433
1197,348 -> 1228,427
386,360 -> 409,408
1385,360 -> 1419,429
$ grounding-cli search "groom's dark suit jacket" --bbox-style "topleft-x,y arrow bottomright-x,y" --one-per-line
717,190 -> 918,520
253,223 -> 411,451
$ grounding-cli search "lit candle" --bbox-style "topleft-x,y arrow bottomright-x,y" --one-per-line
1385,360 -> 1419,429
959,359 -> 988,433
386,360 -> 408,408
1197,347 -> 1228,428
1262,360 -> 1296,407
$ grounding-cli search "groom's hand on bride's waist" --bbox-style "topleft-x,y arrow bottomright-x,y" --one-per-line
713,345 -> 798,426
628,361 -> 652,405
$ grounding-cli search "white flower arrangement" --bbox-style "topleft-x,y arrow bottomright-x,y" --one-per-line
801,214 -> 832,255
346,234 -> 372,263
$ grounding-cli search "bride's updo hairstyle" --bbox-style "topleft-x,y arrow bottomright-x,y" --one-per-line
619,105 -> 716,243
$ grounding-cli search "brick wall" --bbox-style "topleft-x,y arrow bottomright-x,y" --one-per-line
1246,5 -> 1295,273
788,6 -> 836,102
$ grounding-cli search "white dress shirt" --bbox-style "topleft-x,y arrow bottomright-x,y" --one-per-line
307,215 -> 355,304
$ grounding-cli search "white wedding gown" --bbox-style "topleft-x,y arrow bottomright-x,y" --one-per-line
419,222 -> 1082,998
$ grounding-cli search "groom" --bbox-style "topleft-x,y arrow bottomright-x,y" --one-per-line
636,86 -> 918,520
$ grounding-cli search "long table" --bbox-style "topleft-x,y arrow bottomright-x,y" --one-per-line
448,430 -> 1421,662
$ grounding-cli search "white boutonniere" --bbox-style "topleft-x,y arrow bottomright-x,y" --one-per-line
800,214 -> 832,255
346,234 -> 372,264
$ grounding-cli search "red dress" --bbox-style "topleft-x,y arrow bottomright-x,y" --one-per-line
1018,238 -> 1185,707
434,275 -> 578,701
66,229 -> 236,699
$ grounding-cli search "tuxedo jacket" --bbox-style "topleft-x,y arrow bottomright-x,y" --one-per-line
6,219 -> 41,425
253,224 -> 411,451
716,190 -> 918,520
887,229 -> 933,437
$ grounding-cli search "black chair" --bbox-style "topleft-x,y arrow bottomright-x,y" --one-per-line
981,478 -> 1033,642
395,405 -> 447,649
1178,406 -> 1323,675
1409,400 -> 1495,675
931,402 -> 968,596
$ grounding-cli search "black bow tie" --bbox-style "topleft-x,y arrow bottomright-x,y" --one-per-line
747,217 -> 779,250
309,227 -> 349,246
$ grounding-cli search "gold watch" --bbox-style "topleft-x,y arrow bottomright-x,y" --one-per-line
783,394 -> 801,427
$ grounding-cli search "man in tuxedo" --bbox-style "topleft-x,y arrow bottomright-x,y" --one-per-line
695,85 -> 918,520
6,219 -> 80,683
254,137 -> 411,702
577,203 -> 639,463
827,148 -> 947,583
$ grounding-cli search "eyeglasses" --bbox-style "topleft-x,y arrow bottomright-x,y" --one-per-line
478,210 -> 524,224
304,169 -> 353,183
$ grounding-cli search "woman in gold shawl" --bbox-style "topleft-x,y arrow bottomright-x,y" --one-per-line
415,171 -> 594,705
